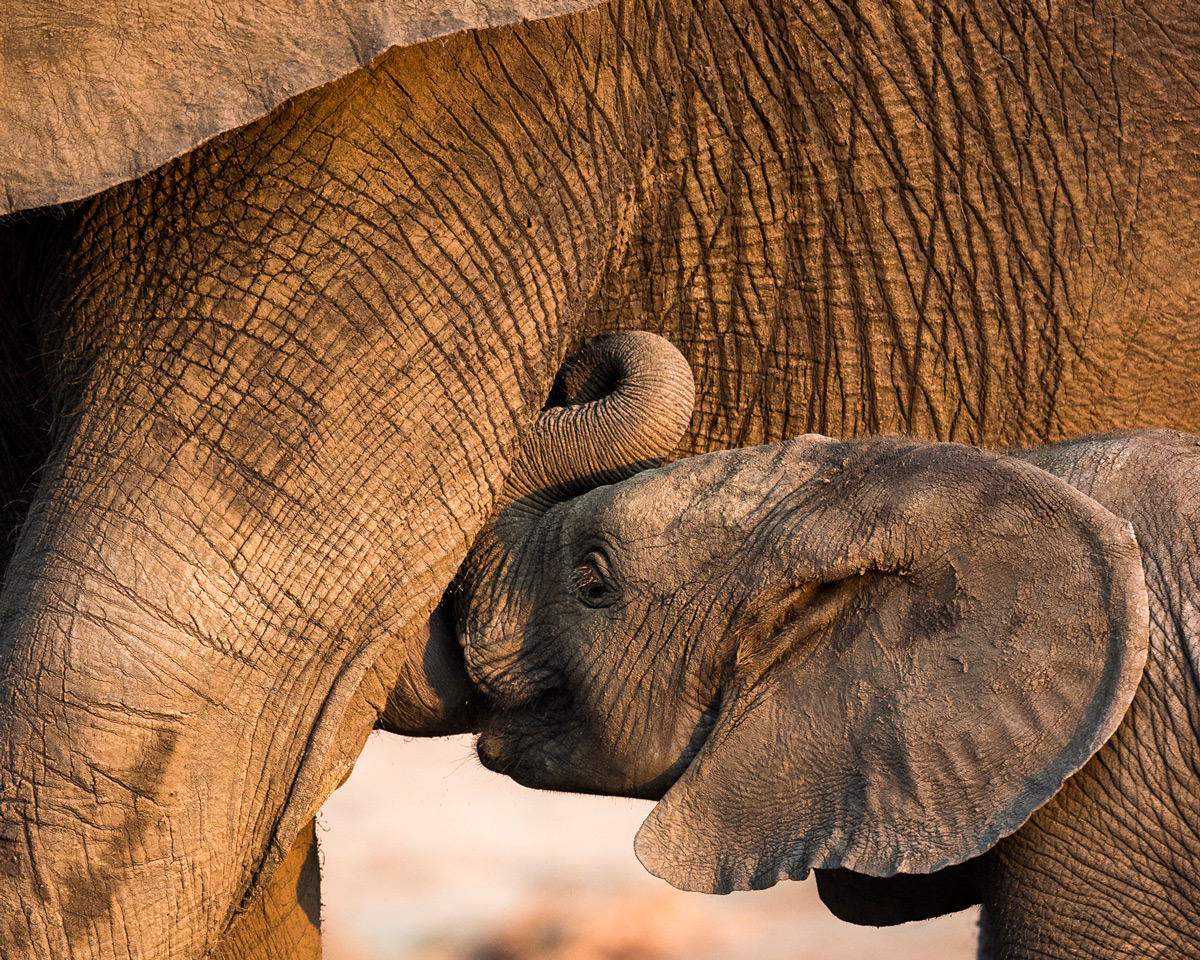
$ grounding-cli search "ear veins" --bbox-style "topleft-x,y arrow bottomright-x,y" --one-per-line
731,577 -> 868,692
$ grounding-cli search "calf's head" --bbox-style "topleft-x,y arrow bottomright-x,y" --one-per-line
455,341 -> 1150,894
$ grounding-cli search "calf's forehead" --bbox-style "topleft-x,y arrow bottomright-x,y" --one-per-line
551,444 -> 824,552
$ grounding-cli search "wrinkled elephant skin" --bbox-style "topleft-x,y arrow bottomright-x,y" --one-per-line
456,417 -> 1200,957
2,0 -> 1200,957
0,17 -> 654,959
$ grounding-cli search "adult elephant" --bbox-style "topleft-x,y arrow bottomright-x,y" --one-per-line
1,0 -> 1199,958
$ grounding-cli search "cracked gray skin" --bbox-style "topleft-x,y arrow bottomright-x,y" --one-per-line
455,336 -> 1200,958
4,0 -> 1200,956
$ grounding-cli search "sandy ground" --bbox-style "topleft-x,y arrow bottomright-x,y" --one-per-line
319,733 -> 979,960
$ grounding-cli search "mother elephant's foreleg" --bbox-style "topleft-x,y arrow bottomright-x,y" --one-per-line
207,821 -> 320,960
0,6 -> 661,958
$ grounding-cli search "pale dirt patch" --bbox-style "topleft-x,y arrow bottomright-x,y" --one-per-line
319,733 -> 978,960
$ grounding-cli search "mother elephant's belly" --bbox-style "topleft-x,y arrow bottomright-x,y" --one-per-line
590,0 -> 1200,450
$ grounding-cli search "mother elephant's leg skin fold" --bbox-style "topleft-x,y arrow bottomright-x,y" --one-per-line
0,7 -> 662,958
207,821 -> 321,960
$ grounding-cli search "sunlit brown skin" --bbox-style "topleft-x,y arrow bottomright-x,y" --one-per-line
457,422 -> 1200,959
3,0 -> 1200,957
208,822 -> 321,960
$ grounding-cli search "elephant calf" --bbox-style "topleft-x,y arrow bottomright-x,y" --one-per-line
453,333 -> 1200,957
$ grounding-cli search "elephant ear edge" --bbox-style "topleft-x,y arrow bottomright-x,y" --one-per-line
632,438 -> 1150,894
1,0 -> 607,216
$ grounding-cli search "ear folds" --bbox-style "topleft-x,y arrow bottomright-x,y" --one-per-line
634,437 -> 1149,893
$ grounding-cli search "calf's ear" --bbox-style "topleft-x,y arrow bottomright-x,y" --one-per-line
633,438 -> 1149,893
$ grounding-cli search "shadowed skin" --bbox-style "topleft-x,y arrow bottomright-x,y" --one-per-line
456,427 -> 1200,958
3,0 -> 1200,956
209,822 -> 321,960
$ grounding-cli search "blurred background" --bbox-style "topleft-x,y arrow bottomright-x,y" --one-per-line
319,733 -> 979,960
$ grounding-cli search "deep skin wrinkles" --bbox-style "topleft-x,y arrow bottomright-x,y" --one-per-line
0,0 -> 1199,957
0,9 -> 664,959
593,0 -> 1200,450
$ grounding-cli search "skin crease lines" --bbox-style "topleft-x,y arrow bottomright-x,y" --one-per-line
1,0 -> 1200,958
455,334 -> 1200,958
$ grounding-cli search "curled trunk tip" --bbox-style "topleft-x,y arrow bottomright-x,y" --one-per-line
501,331 -> 695,510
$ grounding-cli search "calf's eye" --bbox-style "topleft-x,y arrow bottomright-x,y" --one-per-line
571,549 -> 618,608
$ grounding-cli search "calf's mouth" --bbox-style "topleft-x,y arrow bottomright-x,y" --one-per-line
474,681 -> 724,801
